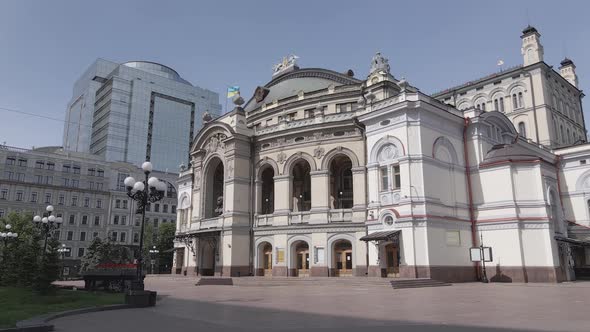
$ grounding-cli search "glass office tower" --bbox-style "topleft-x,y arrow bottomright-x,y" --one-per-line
63,59 -> 221,172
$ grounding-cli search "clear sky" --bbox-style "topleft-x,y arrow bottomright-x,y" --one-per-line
1,0 -> 588,149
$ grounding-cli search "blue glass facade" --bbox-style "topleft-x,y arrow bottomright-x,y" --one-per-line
63,59 -> 221,172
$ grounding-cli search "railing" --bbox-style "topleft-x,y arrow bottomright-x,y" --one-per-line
200,217 -> 221,229
289,211 -> 310,224
328,209 -> 353,222
255,214 -> 274,227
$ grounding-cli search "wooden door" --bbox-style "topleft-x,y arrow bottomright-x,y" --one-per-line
386,244 -> 399,277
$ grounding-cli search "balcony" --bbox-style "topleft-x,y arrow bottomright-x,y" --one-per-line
256,214 -> 274,227
328,209 -> 353,222
289,211 -> 310,225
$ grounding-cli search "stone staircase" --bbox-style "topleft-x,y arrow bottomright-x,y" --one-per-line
390,278 -> 451,289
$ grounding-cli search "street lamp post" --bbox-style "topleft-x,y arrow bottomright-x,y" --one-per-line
149,246 -> 159,274
57,244 -> 70,280
1,224 -> 18,265
124,161 -> 165,290
33,205 -> 63,257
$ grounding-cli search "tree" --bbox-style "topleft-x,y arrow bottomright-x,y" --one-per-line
79,237 -> 134,274
34,238 -> 61,294
156,223 -> 176,273
0,212 -> 41,287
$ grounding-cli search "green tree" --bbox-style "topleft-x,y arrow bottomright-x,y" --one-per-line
79,237 -> 134,274
156,223 -> 176,273
0,212 -> 41,287
34,237 -> 61,294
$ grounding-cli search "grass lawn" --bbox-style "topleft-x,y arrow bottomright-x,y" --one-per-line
0,287 -> 124,328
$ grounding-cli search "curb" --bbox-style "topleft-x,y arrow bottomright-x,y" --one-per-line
0,304 -> 133,332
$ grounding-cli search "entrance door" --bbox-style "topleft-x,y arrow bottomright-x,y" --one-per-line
334,240 -> 353,276
296,249 -> 309,276
385,244 -> 399,277
263,248 -> 273,276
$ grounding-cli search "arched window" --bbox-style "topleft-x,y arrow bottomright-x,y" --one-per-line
260,167 -> 274,214
518,122 -> 527,138
567,128 -> 571,144
204,158 -> 224,218
499,97 -> 505,112
560,125 -> 565,143
494,99 -> 499,111
329,155 -> 353,209
512,94 -> 518,109
518,92 -> 524,108
291,160 -> 311,212
377,144 -> 401,192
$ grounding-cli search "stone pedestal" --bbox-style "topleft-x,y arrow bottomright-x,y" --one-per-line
125,290 -> 157,307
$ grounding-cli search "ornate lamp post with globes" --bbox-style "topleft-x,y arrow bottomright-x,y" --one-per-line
33,205 -> 63,257
1,224 -> 18,265
123,161 -> 166,290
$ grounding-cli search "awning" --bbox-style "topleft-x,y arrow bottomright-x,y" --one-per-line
360,230 -> 401,242
554,235 -> 590,247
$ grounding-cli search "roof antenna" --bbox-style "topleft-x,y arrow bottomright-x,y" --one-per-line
525,8 -> 530,26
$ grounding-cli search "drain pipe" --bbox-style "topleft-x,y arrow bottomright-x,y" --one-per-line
463,117 -> 479,279
249,137 -> 256,276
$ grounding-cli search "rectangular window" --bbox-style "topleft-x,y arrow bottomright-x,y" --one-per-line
69,215 -> 75,225
4,171 -> 13,180
84,197 -> 90,207
153,219 -> 159,228
45,193 -> 51,204
97,169 -> 104,177
46,162 -> 55,170
81,215 -> 88,225
113,215 -> 119,225
35,175 -> 43,184
336,103 -> 348,113
5,157 -> 15,165
122,200 -> 128,209
71,179 -> 79,188
110,231 -> 117,242
135,218 -> 140,227
115,199 -> 121,208
94,216 -> 100,226
155,204 -> 160,213
30,192 -> 38,202
89,181 -> 94,190
96,199 -> 102,208
446,230 -> 461,246
73,165 -> 80,174
53,230 -> 60,240
63,178 -> 69,187
117,173 -> 129,191
88,168 -> 95,176
120,232 -> 126,243
393,165 -> 401,190
78,248 -> 85,257
58,195 -> 65,205
0,189 -> 7,200
172,205 -> 176,214
96,183 -> 103,190
80,231 -> 86,241
17,173 -> 25,182
16,191 -> 23,201
133,233 -> 139,243
121,216 -> 127,225
304,108 -> 315,119
45,176 -> 53,185
71,196 -> 78,206
146,203 -> 151,212
67,231 -> 73,241
65,248 -> 72,258
380,166 -> 389,191
35,160 -> 45,169
18,158 -> 27,167
163,204 -> 168,213
93,232 -> 99,239
62,165 -> 70,173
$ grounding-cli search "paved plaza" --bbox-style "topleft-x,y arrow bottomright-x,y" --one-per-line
51,277 -> 590,332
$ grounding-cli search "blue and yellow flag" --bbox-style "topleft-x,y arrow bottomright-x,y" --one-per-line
227,86 -> 240,98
